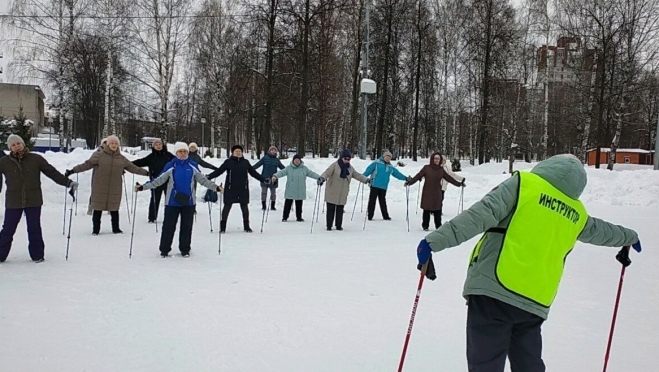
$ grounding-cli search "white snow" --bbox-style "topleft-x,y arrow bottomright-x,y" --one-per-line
1,151 -> 657,371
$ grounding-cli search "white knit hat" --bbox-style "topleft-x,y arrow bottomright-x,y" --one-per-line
172,142 -> 189,153
6,134 -> 25,147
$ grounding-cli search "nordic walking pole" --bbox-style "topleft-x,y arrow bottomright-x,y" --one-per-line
207,201 -> 214,232
260,202 -> 269,233
123,175 -> 131,224
603,246 -> 631,372
406,185 -> 410,232
218,187 -> 223,255
351,182 -> 362,221
361,180 -> 365,213
416,182 -> 421,215
398,262 -> 429,372
62,188 -> 67,235
65,190 -> 75,260
310,185 -> 320,233
74,174 -> 79,216
315,185 -> 321,224
129,184 -> 139,258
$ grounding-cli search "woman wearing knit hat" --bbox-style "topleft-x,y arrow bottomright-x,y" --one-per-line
207,144 -> 268,233
66,135 -> 149,235
362,150 -> 411,221
271,154 -> 320,222
136,142 -> 223,257
0,134 -> 78,262
319,149 -> 369,231
188,142 -> 218,171
253,145 -> 285,211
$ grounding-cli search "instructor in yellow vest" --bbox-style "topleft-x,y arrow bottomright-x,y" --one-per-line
416,154 -> 641,371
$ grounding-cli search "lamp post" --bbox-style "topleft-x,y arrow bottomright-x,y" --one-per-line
48,113 -> 53,151
201,117 -> 206,154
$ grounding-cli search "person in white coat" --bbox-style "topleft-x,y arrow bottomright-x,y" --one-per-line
440,155 -> 464,215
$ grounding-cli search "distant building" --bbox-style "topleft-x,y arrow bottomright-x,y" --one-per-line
586,148 -> 654,166
537,37 -> 595,85
0,83 -> 46,135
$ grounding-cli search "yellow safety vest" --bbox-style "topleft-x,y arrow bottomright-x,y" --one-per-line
475,171 -> 588,308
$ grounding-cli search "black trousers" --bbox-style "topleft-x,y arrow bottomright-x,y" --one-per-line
326,203 -> 344,229
221,203 -> 250,229
367,187 -> 390,220
159,205 -> 195,254
467,295 -> 545,372
92,210 -> 120,233
283,199 -> 303,220
422,210 -> 442,230
148,186 -> 166,222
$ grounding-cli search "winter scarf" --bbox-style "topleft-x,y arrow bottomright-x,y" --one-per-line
338,159 -> 351,179
11,148 -> 28,160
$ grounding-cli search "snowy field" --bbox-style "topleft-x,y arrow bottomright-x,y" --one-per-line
1,149 -> 657,371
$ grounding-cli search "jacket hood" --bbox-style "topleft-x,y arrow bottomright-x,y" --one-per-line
530,154 -> 586,199
289,159 -> 305,167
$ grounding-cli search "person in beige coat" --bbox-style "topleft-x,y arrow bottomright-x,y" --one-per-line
319,149 -> 369,231
66,135 -> 149,235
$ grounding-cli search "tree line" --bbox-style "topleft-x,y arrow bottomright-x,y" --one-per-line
1,0 -> 658,168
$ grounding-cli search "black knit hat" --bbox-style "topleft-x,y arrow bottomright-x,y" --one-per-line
231,145 -> 244,152
293,154 -> 302,161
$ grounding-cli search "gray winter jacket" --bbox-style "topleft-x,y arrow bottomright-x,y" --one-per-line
424,154 -> 639,319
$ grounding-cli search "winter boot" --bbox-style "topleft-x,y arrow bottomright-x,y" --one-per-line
92,210 -> 102,235
110,211 -> 123,234
243,221 -> 253,233
261,201 -> 267,211
271,201 -> 276,211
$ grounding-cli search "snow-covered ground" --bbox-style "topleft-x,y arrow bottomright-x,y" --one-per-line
1,150 -> 657,371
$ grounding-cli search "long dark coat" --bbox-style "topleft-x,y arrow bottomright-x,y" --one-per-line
207,156 -> 266,204
409,159 -> 461,211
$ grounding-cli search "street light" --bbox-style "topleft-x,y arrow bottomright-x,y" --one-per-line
201,117 -> 206,154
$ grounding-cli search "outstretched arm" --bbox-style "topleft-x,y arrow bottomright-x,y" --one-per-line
132,154 -> 151,168
197,157 -> 218,170
306,168 -> 320,180
577,217 -> 638,247
142,170 -> 172,190
408,168 -> 426,185
424,175 -> 519,253
123,158 -> 149,176
350,168 -> 369,183
273,167 -> 289,179
362,162 -> 376,178
71,152 -> 101,173
194,169 -> 221,190
39,156 -> 72,187
248,164 -> 267,182
392,167 -> 407,181
207,160 -> 228,180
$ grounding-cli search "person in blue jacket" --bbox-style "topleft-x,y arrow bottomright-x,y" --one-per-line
362,150 -> 411,220
253,146 -> 285,211
135,142 -> 223,257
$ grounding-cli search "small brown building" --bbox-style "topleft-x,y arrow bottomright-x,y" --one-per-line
586,148 -> 654,166
0,83 -> 46,135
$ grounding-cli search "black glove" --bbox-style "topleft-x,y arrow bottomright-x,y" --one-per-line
135,183 -> 144,192
461,179 -> 466,187
64,169 -> 73,178
317,177 -> 325,186
264,178 -> 271,185
616,246 -> 631,267
417,255 -> 437,281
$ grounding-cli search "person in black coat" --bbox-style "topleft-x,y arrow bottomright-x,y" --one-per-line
188,142 -> 218,171
207,145 -> 268,233
132,138 -> 175,222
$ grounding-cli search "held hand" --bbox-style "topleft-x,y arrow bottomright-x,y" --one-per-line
417,239 -> 431,266
64,169 -> 73,178
69,181 -> 79,191
317,177 -> 325,186
216,183 -> 224,194
135,183 -> 144,192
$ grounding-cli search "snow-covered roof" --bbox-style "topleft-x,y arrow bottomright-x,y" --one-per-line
586,148 -> 654,154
